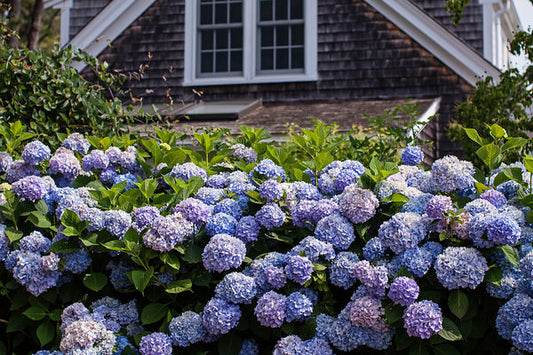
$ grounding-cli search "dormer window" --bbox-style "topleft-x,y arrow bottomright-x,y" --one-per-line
184,0 -> 317,86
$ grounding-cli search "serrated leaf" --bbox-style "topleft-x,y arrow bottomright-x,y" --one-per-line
5,227 -> 23,243
23,306 -> 47,321
123,228 -> 140,249
83,273 -> 108,292
485,264 -> 503,286
438,317 -> 463,341
160,252 -> 181,271
463,128 -> 485,146
448,290 -> 468,319
166,279 -> 192,294
61,209 -> 81,228
181,243 -> 203,264
36,321 -> 55,346
129,269 -> 153,292
51,240 -> 80,253
141,303 -> 169,325
101,240 -> 126,251
27,211 -> 52,228
488,124 -> 506,139
500,245 -> 519,267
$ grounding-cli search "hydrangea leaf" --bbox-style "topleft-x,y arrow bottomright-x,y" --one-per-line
500,245 -> 519,267
448,290 -> 468,319
217,334 -> 242,355
82,273 -> 108,292
438,317 -> 462,341
36,321 -> 55,346
141,303 -> 168,325
165,279 -> 192,294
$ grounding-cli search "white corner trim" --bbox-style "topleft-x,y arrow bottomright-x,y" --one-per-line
366,0 -> 501,86
68,0 -> 156,72
44,0 -> 72,46
413,97 -> 441,139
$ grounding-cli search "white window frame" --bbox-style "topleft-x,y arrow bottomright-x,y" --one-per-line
184,0 -> 318,86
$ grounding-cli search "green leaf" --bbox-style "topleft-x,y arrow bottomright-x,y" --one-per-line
23,306 -> 47,321
485,264 -> 503,286
166,279 -> 192,294
27,211 -> 52,228
181,243 -> 203,264
385,304 -> 403,325
129,269 -> 153,292
524,155 -> 533,174
528,210 -> 533,224
488,124 -> 507,139
36,321 -> 55,346
51,240 -> 80,253
448,290 -> 468,319
61,209 -> 81,228
502,137 -> 528,153
140,303 -> 169,325
83,273 -> 108,292
160,253 -> 181,271
218,334 -> 243,355
409,342 -> 430,355
123,228 -> 140,250
7,313 -> 30,333
500,245 -> 519,267
434,344 -> 461,355
102,240 -> 126,251
438,317 -> 463,341
5,227 -> 23,243
463,127 -> 485,146
476,143 -> 502,170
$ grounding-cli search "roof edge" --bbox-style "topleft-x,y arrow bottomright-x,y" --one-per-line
365,0 -> 501,86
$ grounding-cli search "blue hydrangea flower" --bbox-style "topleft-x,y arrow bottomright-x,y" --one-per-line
106,260 -> 133,289
250,159 -> 286,182
425,195 -> 454,219
213,198 -> 242,220
339,185 -> 379,224
431,155 -> 474,193
403,300 -> 442,339
435,247 -> 488,289
169,162 -> 207,182
402,146 -> 424,166
81,150 -> 109,172
289,236 -> 335,262
63,250 -> 92,274
353,261 -> 389,298
464,198 -> 498,216
274,335 -> 305,354
5,160 -> 40,183
195,187 -> 225,205
342,296 -> 387,332
315,313 -> 336,340
363,237 -> 386,260
202,298 -> 241,335
60,318 -> 116,354
285,292 -> 313,322
231,143 -> 257,163
401,193 -> 433,214
49,148 -> 81,181
290,200 -> 317,228
487,214 -> 521,245
254,290 -> 287,328
202,234 -> 246,272
400,246 -> 433,277
0,152 -> 13,173
264,265 -> 286,289
259,179 -> 284,202
22,141 -> 51,165
12,175 -> 49,201
144,213 -> 196,252
132,206 -> 160,232
0,224 -> 9,261
239,338 -> 259,355
329,252 -> 359,289
19,231 -> 51,254
235,216 -> 261,243
315,213 -> 355,250
255,203 -> 285,230
512,319 -> 533,352
138,332 -> 173,355
62,133 -> 91,155
285,255 -> 313,285
481,189 -> 507,208
215,272 -> 257,304
292,181 -> 322,200
169,311 -> 207,347
206,173 -> 228,188
378,212 -> 427,254
173,198 -> 212,225
388,276 -> 419,306
328,317 -> 363,351
496,294 -> 533,340
105,210 -> 132,239
113,173 -> 138,191
10,251 -> 60,296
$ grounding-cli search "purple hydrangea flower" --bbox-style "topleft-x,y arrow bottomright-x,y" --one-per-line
12,175 -> 49,201
431,155 -> 474,193
254,290 -> 287,328
342,296 -> 387,332
512,319 -> 533,352
169,311 -> 207,347
259,179 -> 284,202
202,298 -> 241,335
289,236 -> 335,262
363,237 -> 386,261
425,195 -> 454,219
255,203 -> 285,230
22,141 -> 51,165
5,160 -> 40,183
0,224 -> 9,261
400,246 -> 434,277
435,247 -> 488,290
378,212 -> 427,254
144,213 -> 195,252
235,216 -> 261,243
231,143 -> 258,163
250,159 -> 286,182
60,318 -> 116,354
290,200 -> 317,228
315,213 -> 355,250
215,272 -> 257,304
63,250 -> 92,274
173,198 -> 212,225
487,214 -> 521,245
10,251 -> 60,296
338,185 -> 379,224
388,276 -> 419,306
0,152 -> 13,173
206,212 -> 238,236
132,206 -> 160,232
481,189 -> 507,208
202,234 -> 246,272
401,146 -> 424,166
206,173 -> 228,188
353,261 -> 388,298
329,252 -> 359,289
285,292 -> 313,322
105,210 -> 132,239
274,335 -> 305,354
169,162 -> 207,182
285,255 -> 313,285
139,332 -> 173,355
62,133 -> 91,155
403,300 -> 443,339
106,261 -> 133,289
264,265 -> 287,289
19,231 -> 51,253
49,148 -> 81,181
81,150 -> 109,172
99,168 -> 118,186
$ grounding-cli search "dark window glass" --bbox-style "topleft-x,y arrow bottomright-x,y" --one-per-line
261,49 -> 274,70
261,27 -> 274,47
291,47 -> 304,68
275,0 -> 288,20
276,48 -> 289,69
260,0 -> 273,21
200,4 -> 213,25
215,29 -> 228,49
230,28 -> 242,48
231,51 -> 243,71
291,24 -> 303,45
290,0 -> 303,19
230,3 -> 242,22
216,52 -> 228,72
215,3 -> 227,23
276,26 -> 289,46
201,30 -> 214,50
201,52 -> 213,72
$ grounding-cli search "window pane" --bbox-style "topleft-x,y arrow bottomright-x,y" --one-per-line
216,52 -> 228,72
215,29 -> 228,49
291,47 -> 304,68
229,2 -> 242,23
290,0 -> 303,19
200,4 -> 213,25
276,26 -> 289,46
260,0 -> 273,21
201,52 -> 213,72
291,24 -> 303,46
231,50 -> 243,71
215,3 -> 227,23
275,0 -> 288,20
276,48 -> 289,69
261,49 -> 274,70
201,30 -> 214,50
261,27 -> 274,47
230,28 -> 242,49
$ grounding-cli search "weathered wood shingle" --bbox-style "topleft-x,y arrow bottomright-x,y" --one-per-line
70,0 -> 112,40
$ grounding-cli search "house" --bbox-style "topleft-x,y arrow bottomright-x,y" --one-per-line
45,0 -> 522,159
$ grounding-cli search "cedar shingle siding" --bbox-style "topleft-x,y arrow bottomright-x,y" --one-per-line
81,0 -> 482,158
70,0 -> 112,40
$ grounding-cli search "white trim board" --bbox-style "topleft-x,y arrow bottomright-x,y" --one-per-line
365,0 -> 501,86
68,0 -> 156,72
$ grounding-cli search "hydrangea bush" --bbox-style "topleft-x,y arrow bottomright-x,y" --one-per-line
1,123 -> 533,354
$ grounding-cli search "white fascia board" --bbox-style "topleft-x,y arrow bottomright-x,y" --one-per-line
44,0 -> 67,9
68,0 -> 156,72
365,0 -> 501,86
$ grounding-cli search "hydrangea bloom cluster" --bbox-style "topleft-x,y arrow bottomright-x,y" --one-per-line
22,141 -> 51,165
435,247 -> 488,289
338,185 -> 379,224
318,160 -> 365,195
388,276 -> 419,306
402,300 -> 443,339
378,212 -> 427,254
431,155 -> 475,193
250,159 -> 286,182
202,234 -> 246,272
401,146 -> 424,166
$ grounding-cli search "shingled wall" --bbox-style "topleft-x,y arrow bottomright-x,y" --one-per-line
69,0 -> 112,40
90,0 -> 478,158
